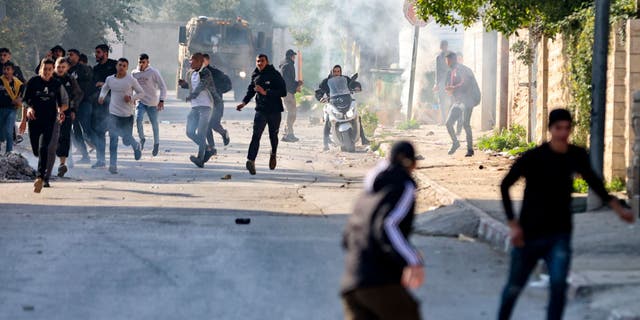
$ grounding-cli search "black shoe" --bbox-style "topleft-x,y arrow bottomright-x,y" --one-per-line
109,165 -> 118,174
14,135 -> 23,144
57,164 -> 68,177
222,130 -> 230,146
203,148 -> 217,163
140,138 -> 146,150
43,180 -> 51,188
448,141 -> 460,155
190,155 -> 204,168
134,145 -> 142,160
91,161 -> 106,168
269,153 -> 277,170
465,150 -> 474,157
246,160 -> 256,175
77,157 -> 91,164
152,144 -> 159,156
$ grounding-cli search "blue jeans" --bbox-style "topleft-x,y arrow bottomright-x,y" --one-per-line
136,102 -> 160,145
498,234 -> 572,320
0,108 -> 16,153
206,101 -> 226,148
108,114 -> 139,167
186,106 -> 211,161
91,98 -> 109,164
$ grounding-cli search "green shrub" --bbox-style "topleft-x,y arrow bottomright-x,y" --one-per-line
478,125 -> 534,154
397,119 -> 420,130
606,177 -> 626,193
360,106 -> 379,137
573,178 -> 589,193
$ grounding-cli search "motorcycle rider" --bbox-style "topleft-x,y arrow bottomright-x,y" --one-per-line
316,65 -> 370,151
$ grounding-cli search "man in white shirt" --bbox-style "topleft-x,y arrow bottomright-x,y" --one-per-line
132,53 -> 167,156
178,52 -> 217,168
99,58 -> 145,174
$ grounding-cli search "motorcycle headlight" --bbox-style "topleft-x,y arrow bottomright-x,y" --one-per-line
239,71 -> 247,78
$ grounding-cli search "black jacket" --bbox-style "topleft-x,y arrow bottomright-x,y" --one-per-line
54,74 -> 83,112
69,63 -> 93,102
91,59 -> 117,100
279,58 -> 300,94
242,64 -> 286,114
341,163 -> 422,293
445,63 -> 481,108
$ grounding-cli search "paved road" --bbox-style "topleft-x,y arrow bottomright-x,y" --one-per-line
0,95 -> 601,319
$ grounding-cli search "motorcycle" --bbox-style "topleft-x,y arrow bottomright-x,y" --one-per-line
316,73 -> 362,152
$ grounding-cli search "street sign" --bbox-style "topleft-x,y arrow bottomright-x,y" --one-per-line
404,0 -> 429,27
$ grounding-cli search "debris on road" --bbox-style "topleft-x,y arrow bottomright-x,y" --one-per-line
22,305 -> 35,312
0,153 -> 36,181
221,174 -> 232,180
457,234 -> 476,243
235,218 -> 251,225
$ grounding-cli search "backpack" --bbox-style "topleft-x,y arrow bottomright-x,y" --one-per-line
210,67 -> 232,94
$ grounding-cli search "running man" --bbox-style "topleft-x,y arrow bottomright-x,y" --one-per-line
341,141 -> 424,320
236,54 -> 287,175
132,53 -> 167,156
498,109 -> 635,320
21,59 -> 69,193
90,44 -> 118,169
202,53 -> 230,157
98,58 -> 144,174
178,53 -> 217,168
50,57 -> 83,179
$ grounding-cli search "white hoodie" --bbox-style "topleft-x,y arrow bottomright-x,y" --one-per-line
131,66 -> 167,107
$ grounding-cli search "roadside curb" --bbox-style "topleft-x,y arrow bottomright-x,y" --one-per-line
413,172 -> 511,252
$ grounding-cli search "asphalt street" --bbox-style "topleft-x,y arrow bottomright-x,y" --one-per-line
0,95 -> 601,319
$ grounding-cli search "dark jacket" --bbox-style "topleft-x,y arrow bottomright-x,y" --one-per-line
279,58 -> 300,94
179,67 -> 221,106
55,74 -> 83,112
69,63 -> 93,102
206,65 -> 232,94
435,51 -> 449,86
445,63 -> 481,108
91,59 -> 117,100
241,64 -> 286,113
341,163 -> 422,293
0,62 -> 25,83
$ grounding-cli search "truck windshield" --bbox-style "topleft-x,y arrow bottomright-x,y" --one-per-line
193,25 -> 223,46
225,25 -> 250,45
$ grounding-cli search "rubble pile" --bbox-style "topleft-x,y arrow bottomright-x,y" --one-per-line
0,153 -> 35,181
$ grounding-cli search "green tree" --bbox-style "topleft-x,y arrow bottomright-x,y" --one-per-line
0,0 -> 66,73
59,0 -> 139,55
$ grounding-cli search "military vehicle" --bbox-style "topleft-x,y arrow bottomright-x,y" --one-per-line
177,16 -> 271,101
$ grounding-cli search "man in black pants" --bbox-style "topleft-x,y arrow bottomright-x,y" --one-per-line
90,44 -> 117,169
236,54 -> 286,175
444,52 -> 480,157
498,109 -> 635,320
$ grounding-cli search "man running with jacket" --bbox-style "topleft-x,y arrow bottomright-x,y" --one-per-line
132,53 -> 167,157
236,54 -> 286,175
498,109 -> 635,320
341,141 -> 424,320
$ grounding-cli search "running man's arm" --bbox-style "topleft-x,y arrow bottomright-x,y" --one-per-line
576,148 -> 613,203
241,80 -> 256,105
98,78 -> 111,101
70,78 -> 83,111
131,77 -> 145,101
154,69 -> 168,102
58,85 -> 69,113
187,69 -> 210,100
381,182 -> 423,267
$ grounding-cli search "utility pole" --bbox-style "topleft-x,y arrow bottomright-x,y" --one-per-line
587,0 -> 611,210
407,25 -> 420,121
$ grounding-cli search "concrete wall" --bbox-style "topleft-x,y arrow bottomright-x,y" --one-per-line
111,21 -> 182,89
